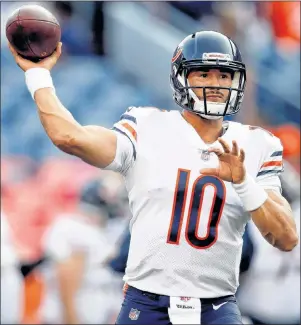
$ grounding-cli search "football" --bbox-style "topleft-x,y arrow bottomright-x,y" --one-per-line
6,5 -> 61,62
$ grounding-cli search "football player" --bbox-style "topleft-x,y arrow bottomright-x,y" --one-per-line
9,30 -> 298,324
39,179 -> 124,324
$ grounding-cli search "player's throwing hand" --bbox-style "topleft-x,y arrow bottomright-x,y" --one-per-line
200,138 -> 246,184
8,42 -> 62,72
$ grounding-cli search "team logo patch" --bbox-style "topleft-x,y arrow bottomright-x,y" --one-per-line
180,296 -> 191,302
129,308 -> 140,320
172,48 -> 182,63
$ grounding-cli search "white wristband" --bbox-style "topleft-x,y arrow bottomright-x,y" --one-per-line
25,68 -> 55,100
232,173 -> 268,212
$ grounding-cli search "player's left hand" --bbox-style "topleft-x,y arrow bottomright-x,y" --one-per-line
200,138 -> 246,184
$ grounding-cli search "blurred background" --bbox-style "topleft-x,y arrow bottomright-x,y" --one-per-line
1,1 -> 300,324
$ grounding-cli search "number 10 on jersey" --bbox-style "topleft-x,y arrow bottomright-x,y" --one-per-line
167,169 -> 226,249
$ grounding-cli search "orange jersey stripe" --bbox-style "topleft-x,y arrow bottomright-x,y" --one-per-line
121,122 -> 137,141
260,161 -> 282,168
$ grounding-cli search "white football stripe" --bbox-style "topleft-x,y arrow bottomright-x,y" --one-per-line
268,156 -> 282,161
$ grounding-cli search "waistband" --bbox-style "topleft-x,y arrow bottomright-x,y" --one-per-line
123,283 -> 236,304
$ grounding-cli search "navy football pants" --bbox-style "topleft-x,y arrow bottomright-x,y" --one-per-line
116,285 -> 243,324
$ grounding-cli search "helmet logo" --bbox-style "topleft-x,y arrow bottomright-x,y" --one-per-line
172,48 -> 183,63
202,52 -> 231,61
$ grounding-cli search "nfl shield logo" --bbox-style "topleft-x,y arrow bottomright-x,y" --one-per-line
129,308 -> 140,320
180,296 -> 191,302
199,149 -> 210,161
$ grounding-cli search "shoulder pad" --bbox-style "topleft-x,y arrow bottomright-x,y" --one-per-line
247,125 -> 274,137
122,106 -> 168,120
126,106 -> 168,113
247,125 -> 282,146
247,125 -> 283,165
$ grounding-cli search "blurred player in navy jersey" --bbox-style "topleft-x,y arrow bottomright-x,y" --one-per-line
9,30 -> 298,324
109,227 -> 131,275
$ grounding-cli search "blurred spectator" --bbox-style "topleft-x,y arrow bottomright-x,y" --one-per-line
263,2 -> 300,53
1,156 -> 100,262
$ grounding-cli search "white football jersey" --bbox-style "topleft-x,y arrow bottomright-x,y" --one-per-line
40,214 -> 123,324
105,107 -> 284,298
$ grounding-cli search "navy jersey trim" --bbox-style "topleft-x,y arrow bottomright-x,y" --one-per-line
112,127 -> 137,160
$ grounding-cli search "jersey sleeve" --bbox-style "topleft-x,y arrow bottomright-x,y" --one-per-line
104,106 -> 151,175
255,132 -> 284,192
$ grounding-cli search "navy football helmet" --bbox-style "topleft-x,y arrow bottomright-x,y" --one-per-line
80,179 -> 116,220
170,31 -> 246,119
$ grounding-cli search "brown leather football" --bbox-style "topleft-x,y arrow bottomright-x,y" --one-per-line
6,5 -> 61,62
